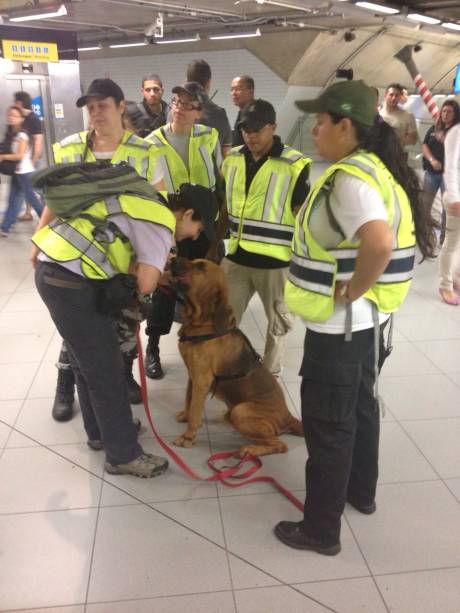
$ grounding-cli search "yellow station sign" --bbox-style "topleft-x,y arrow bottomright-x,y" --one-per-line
2,39 -> 59,62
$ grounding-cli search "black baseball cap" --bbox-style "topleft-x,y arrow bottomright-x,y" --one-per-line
171,81 -> 208,107
76,78 -> 125,108
174,183 -> 219,240
237,99 -> 276,131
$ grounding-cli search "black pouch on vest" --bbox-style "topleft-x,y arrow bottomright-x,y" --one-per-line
299,356 -> 360,423
94,273 -> 138,317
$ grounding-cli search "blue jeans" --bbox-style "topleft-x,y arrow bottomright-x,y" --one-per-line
423,170 -> 444,195
1,173 -> 43,232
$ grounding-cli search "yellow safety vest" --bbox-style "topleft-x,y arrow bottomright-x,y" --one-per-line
285,151 -> 416,322
32,194 -> 176,280
222,145 -> 311,261
145,124 -> 219,191
52,130 -> 156,182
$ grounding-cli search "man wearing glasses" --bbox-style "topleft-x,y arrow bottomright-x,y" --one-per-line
144,81 -> 223,379
138,73 -> 169,135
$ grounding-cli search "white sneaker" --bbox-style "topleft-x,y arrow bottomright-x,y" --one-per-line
105,452 -> 169,478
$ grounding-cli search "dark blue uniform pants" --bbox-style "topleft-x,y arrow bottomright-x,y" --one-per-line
36,261 -> 142,465
300,326 -> 382,546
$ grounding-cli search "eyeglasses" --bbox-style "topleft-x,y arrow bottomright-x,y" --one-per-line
144,86 -> 162,93
171,97 -> 201,111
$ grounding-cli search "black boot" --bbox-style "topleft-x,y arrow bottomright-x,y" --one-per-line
145,337 -> 164,379
52,367 -> 75,422
124,356 -> 142,404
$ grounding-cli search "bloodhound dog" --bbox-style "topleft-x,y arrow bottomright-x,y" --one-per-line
170,257 -> 303,458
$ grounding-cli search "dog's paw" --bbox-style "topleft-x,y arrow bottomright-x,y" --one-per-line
175,410 -> 188,422
173,433 -> 195,448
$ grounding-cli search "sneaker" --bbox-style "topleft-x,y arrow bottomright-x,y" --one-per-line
17,212 -> 33,221
105,452 -> 169,478
0,230 -> 9,238
274,521 -> 341,556
87,418 -> 143,451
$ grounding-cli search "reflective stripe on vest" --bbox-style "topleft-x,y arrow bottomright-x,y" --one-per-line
228,214 -> 294,246
49,221 -> 116,277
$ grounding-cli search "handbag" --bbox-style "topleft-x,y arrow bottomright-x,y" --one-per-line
0,134 -> 17,176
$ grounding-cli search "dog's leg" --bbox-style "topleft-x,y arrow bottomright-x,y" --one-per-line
230,402 -> 289,457
176,379 -> 192,423
173,372 -> 213,448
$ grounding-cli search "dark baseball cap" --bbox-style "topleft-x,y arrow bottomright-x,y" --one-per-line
175,183 -> 219,240
295,80 -> 377,127
171,81 -> 208,107
76,78 -> 125,108
237,99 -> 276,131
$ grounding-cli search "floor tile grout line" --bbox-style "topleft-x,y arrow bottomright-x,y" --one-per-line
341,513 -> 391,613
394,419 -> 460,505
83,456 -> 105,613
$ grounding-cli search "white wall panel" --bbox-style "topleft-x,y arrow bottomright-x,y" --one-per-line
79,49 -> 287,127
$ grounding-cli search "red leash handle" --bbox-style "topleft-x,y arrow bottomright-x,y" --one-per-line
135,327 -> 304,512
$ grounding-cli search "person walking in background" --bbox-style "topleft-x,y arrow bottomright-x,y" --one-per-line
231,75 -> 255,146
13,91 -> 44,222
274,80 -> 436,556
0,105 -> 43,237
379,83 -> 418,149
439,114 -> 460,305
422,99 -> 460,246
186,59 -> 232,156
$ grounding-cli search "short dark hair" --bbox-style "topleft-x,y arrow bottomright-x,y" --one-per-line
187,59 -> 211,87
385,83 -> 404,94
141,74 -> 163,88
14,91 -> 32,110
239,75 -> 255,91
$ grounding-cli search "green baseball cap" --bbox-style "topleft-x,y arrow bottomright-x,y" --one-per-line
295,80 -> 377,127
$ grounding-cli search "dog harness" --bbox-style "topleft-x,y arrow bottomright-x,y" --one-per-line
179,327 -> 262,390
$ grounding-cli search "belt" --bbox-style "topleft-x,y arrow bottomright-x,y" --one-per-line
43,274 -> 85,289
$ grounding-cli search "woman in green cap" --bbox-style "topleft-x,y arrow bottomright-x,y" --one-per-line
274,80 -> 436,556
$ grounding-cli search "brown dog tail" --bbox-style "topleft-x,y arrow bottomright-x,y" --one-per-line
286,415 -> 304,436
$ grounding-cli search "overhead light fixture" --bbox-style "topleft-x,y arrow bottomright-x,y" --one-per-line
9,2 -> 67,22
109,41 -> 147,48
209,28 -> 261,40
355,2 -> 399,14
155,34 -> 200,44
407,13 -> 441,25
78,45 -> 102,52
442,22 -> 460,31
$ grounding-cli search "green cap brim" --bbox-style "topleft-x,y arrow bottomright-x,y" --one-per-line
295,99 -> 321,114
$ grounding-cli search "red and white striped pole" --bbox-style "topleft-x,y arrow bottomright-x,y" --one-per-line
394,45 -> 439,120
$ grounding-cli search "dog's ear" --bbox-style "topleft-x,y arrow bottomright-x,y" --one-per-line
212,280 -> 235,333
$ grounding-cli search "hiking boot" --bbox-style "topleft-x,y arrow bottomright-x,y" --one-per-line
105,452 -> 169,478
52,367 -> 75,422
87,417 -> 143,451
274,521 -> 341,556
124,357 -> 142,404
145,341 -> 164,379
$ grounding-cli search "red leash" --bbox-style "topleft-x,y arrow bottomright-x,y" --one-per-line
135,327 -> 304,512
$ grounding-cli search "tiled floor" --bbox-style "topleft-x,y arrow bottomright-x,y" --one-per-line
1,215 -> 460,613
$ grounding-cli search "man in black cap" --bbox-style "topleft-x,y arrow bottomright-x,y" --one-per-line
220,99 -> 311,376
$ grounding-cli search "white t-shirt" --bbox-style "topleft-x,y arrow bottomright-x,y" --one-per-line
14,131 -> 35,174
443,123 -> 460,204
305,171 -> 390,334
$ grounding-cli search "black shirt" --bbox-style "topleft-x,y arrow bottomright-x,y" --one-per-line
201,101 -> 232,147
423,125 -> 445,173
226,136 -> 310,269
138,99 -> 169,135
23,111 -> 42,136
232,110 -> 245,147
